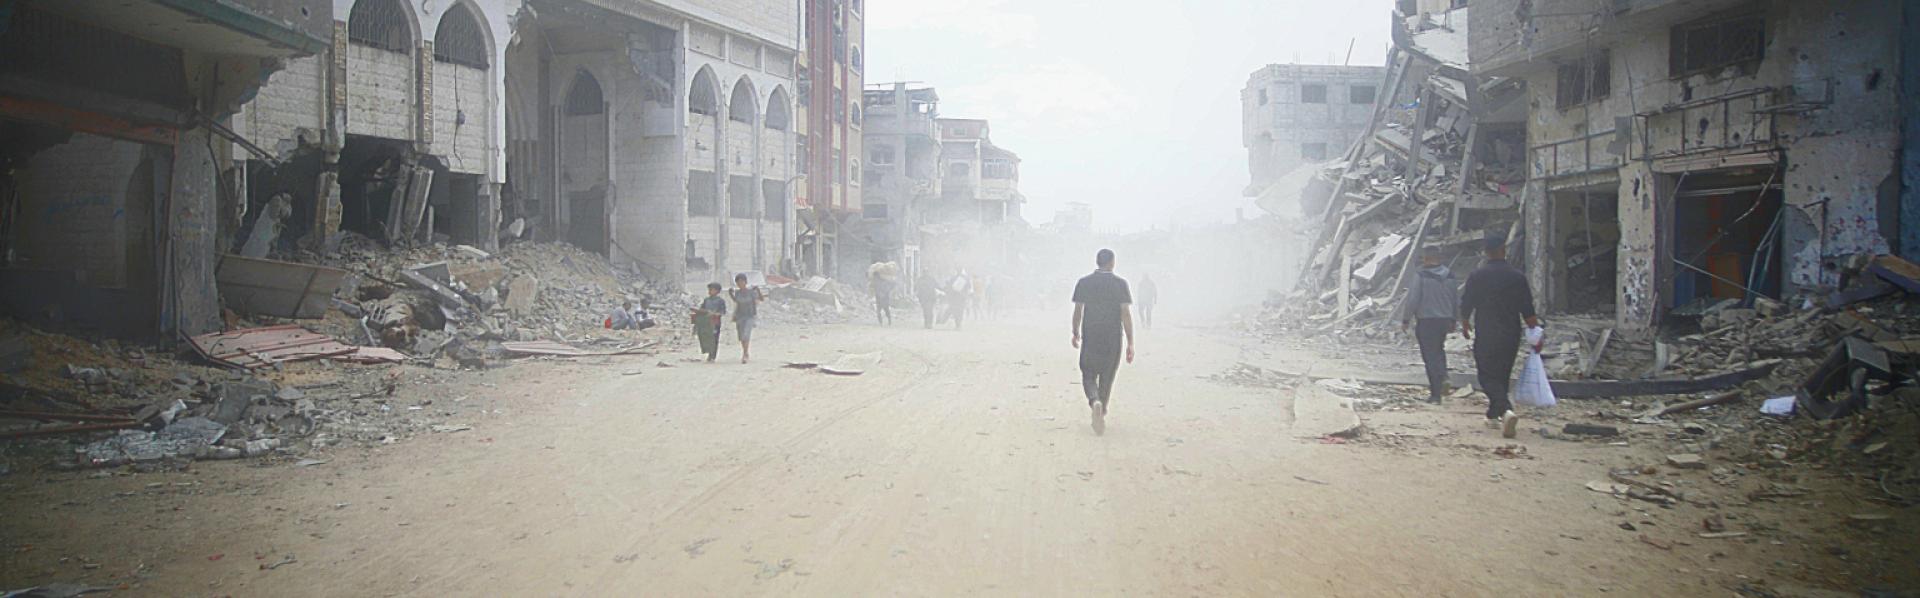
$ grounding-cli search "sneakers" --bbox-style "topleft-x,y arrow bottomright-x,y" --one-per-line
1091,401 -> 1107,436
1501,411 -> 1519,439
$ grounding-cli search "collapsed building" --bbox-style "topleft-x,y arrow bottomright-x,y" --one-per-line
856,83 -> 941,281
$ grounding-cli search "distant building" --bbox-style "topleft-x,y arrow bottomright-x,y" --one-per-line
1053,202 -> 1094,233
935,118 -> 1022,224
797,0 -> 866,278
1240,64 -> 1386,196
857,83 -> 943,282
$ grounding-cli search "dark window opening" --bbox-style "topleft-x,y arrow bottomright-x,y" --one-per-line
565,71 -> 603,116
1670,14 -> 1765,78
729,79 -> 755,124
432,4 -> 488,69
687,170 -> 717,216
766,89 -> 790,129
762,180 -> 787,221
1258,89 -> 1268,105
1555,51 -> 1611,109
1301,84 -> 1327,104
948,162 -> 971,178
1349,85 -> 1377,104
689,70 -> 719,116
348,0 -> 412,53
728,175 -> 754,218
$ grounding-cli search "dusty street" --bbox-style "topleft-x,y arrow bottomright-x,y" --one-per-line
3,312 -> 1913,596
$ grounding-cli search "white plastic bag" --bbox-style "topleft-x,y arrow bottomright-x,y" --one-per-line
1512,327 -> 1556,408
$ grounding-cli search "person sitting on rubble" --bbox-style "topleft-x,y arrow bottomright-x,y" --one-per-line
1398,247 -> 1460,404
693,283 -> 727,363
609,299 -> 656,331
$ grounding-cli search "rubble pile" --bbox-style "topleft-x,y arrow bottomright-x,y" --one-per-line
1257,38 -> 1527,342
276,235 -> 686,366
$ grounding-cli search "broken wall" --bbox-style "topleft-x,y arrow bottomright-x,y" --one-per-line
1505,0 -> 1901,330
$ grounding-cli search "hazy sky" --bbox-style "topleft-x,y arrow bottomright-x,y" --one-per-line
865,0 -> 1393,233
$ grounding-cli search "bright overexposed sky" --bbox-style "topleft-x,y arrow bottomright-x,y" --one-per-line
865,0 -> 1394,233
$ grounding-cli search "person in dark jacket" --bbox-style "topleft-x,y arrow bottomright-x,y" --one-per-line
1459,231 -> 1541,438
1399,247 -> 1460,403
914,272 -> 940,329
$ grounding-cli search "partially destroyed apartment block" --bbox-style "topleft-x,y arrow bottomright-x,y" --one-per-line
0,0 -> 332,338
1472,0 -> 1915,330
233,0 -> 801,289
1240,64 -> 1386,197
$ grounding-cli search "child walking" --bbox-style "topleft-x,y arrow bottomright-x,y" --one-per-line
692,282 -> 726,362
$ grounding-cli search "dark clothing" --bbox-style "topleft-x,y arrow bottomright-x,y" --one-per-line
1072,270 -> 1132,349
699,295 -> 728,318
915,277 -> 938,329
729,287 -> 760,321
1074,270 -> 1131,406
1475,330 -> 1520,419
695,295 -> 727,359
1414,318 -> 1452,399
1080,347 -> 1120,406
1459,259 -> 1534,419
1458,259 -> 1535,335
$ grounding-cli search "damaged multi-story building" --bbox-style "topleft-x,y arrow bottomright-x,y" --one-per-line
0,0 -> 332,338
795,0 -> 863,280
1240,63 -> 1386,197
232,0 -> 800,289
856,82 -> 940,281
1471,0 -> 1918,330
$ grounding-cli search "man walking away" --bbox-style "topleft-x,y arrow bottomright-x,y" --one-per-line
730,273 -> 764,364
944,269 -> 972,330
1137,274 -> 1159,329
1072,249 -> 1135,436
1398,247 -> 1459,403
870,262 -> 897,326
1458,231 -> 1539,438
915,271 -> 939,329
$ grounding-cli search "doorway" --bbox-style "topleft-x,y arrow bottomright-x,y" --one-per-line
1669,168 -> 1785,310
1548,188 -> 1620,313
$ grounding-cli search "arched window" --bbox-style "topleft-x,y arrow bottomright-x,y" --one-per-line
348,0 -> 412,53
433,3 -> 488,69
851,46 -> 863,72
765,87 -> 790,130
565,71 -> 603,116
948,162 -> 971,178
728,78 -> 755,124
689,68 -> 719,116
850,160 -> 861,186
849,103 -> 862,126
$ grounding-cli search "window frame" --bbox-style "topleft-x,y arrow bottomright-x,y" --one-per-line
1555,50 -> 1612,110
1301,83 -> 1328,104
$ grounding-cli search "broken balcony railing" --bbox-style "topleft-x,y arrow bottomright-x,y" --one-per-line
1529,128 -> 1623,180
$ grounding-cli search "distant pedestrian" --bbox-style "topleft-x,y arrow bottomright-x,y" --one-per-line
1398,247 -> 1460,403
1459,231 -> 1541,438
692,283 -> 726,362
914,271 -> 939,329
1072,249 -> 1135,436
942,269 -> 971,330
870,263 -> 897,326
1137,274 -> 1159,329
730,273 -> 765,364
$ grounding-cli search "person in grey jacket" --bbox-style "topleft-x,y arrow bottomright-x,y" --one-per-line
1399,247 -> 1460,403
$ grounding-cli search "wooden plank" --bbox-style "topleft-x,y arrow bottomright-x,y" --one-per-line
1868,255 -> 1920,293
216,254 -> 348,319
1581,328 -> 1613,377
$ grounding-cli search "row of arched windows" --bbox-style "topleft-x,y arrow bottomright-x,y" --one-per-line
347,0 -> 489,69
689,68 -> 791,131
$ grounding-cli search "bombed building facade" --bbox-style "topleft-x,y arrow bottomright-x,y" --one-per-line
232,0 -> 800,290
1240,63 -> 1386,197
1473,0 -> 1914,331
0,0 -> 333,338
797,0 -> 863,281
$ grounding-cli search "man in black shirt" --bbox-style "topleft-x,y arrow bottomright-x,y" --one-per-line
1072,249 -> 1136,435
1458,231 -> 1540,438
